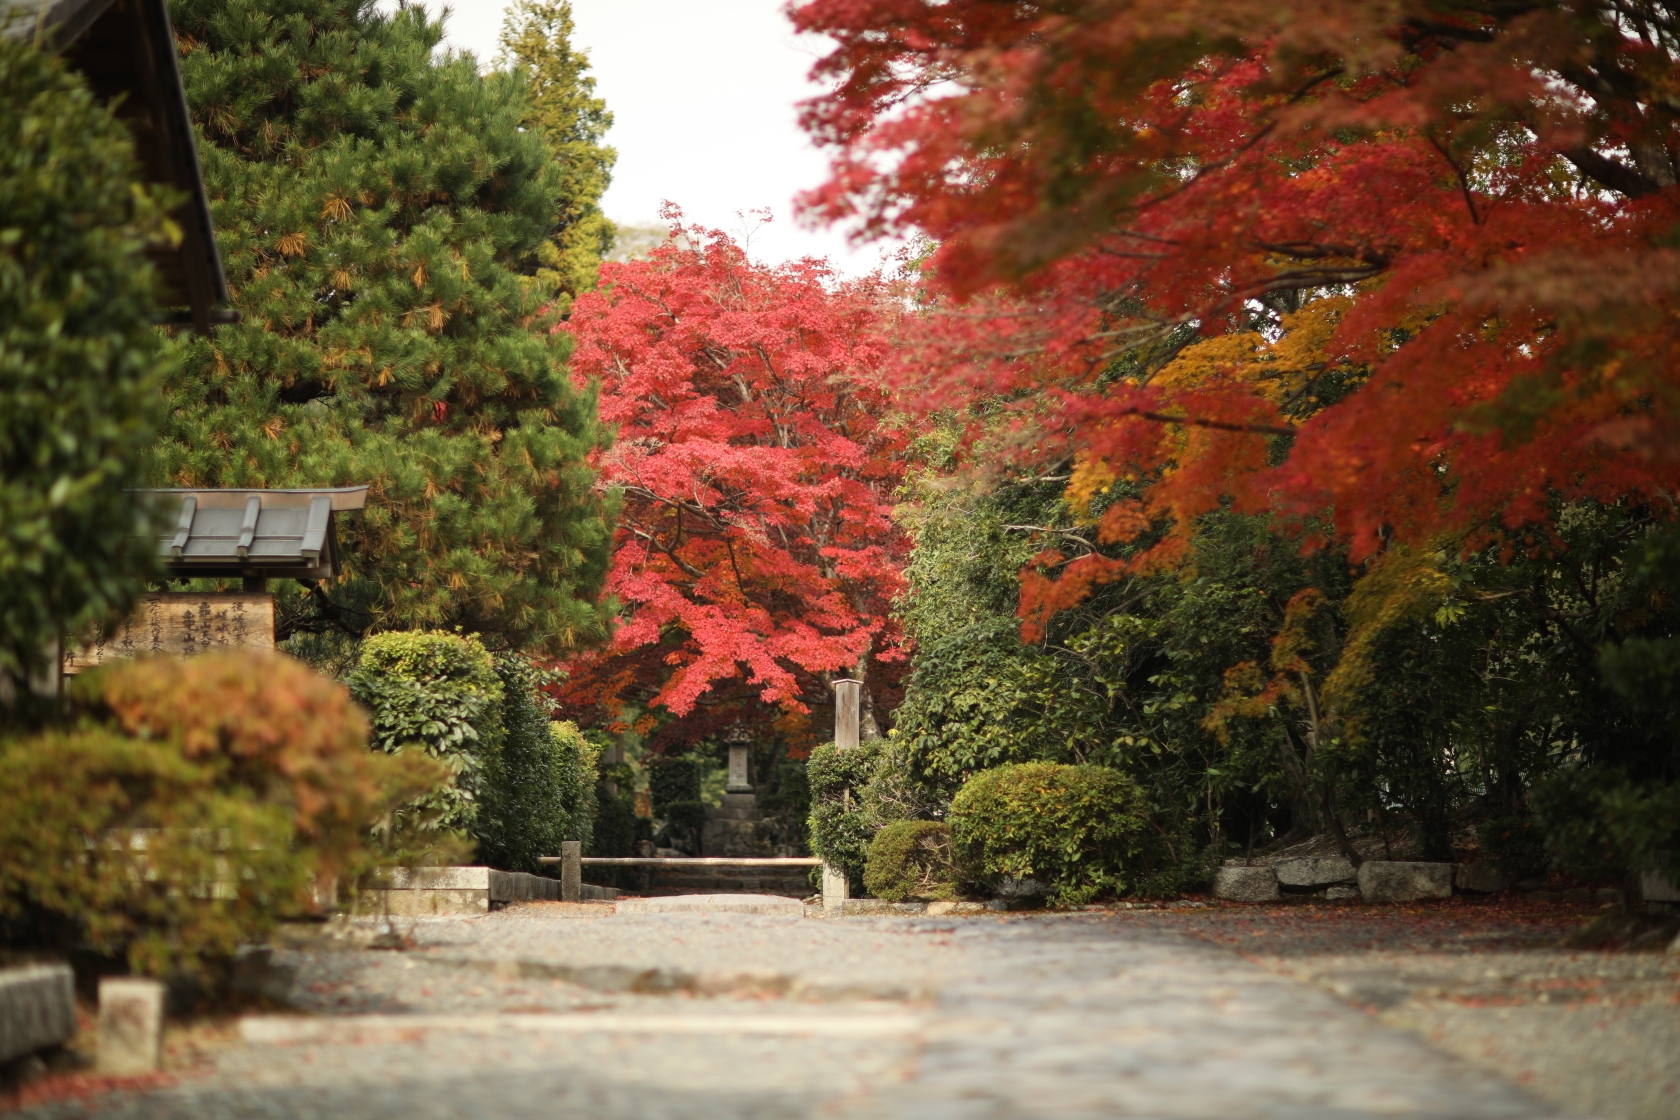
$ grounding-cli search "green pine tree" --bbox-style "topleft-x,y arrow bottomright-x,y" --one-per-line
497,0 -> 616,310
154,0 -> 614,654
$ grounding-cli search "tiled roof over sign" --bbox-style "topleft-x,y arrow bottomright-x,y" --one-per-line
136,488 -> 369,580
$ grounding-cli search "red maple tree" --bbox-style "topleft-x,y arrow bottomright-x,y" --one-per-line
789,0 -> 1680,635
555,214 -> 909,744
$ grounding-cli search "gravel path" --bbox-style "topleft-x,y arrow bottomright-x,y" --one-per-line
1129,900 -> 1680,1120
10,899 -> 1600,1120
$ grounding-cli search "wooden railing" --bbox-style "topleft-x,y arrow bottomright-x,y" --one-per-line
537,844 -> 826,903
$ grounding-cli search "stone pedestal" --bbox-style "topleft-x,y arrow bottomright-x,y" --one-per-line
98,978 -> 163,1075
702,793 -> 774,857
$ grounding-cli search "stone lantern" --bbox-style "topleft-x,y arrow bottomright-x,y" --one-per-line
724,723 -> 753,793
703,723 -> 770,858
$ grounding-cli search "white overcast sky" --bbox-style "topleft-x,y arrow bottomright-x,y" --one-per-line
395,0 -> 894,274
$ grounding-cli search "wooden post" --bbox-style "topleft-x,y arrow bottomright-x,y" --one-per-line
833,678 -> 861,750
560,841 -> 582,902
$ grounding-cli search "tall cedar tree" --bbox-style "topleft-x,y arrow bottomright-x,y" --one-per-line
155,0 -> 612,652
498,0 -> 615,312
555,215 -> 908,747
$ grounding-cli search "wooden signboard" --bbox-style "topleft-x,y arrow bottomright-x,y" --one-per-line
63,593 -> 275,674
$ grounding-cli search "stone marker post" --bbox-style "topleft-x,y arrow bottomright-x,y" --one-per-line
823,679 -> 864,912
98,977 -> 164,1074
833,678 -> 861,751
822,862 -> 850,911
560,840 -> 582,903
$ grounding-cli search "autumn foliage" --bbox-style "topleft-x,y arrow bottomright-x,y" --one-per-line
791,0 -> 1680,635
556,215 -> 908,740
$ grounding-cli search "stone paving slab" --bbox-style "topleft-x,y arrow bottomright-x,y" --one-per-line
15,909 -> 1574,1120
615,893 -> 804,916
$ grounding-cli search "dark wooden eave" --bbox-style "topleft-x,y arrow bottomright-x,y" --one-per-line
4,0 -> 231,332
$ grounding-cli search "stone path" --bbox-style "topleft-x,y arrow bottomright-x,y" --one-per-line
17,903 -> 1582,1119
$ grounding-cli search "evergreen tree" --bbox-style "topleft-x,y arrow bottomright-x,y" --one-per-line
498,0 -> 615,311
0,38 -> 168,700
155,0 -> 613,653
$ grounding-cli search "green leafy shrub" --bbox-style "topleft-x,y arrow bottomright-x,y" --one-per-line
588,760 -> 642,862
807,740 -> 883,887
0,651 -> 450,975
348,631 -> 503,832
1531,768 -> 1680,904
949,762 -> 1147,906
474,655 -> 598,871
758,759 -> 812,854
647,756 -> 701,811
865,821 -> 957,902
0,37 -> 173,696
808,738 -> 941,890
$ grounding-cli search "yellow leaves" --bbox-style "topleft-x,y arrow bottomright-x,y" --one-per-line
320,196 -> 353,222
276,232 -> 308,258
1151,294 -> 1354,409
211,431 -> 233,450
1154,332 -> 1263,392
261,416 -> 284,440
1066,451 -> 1117,518
1270,588 -> 1330,674
1321,542 -> 1454,729
447,572 -> 467,590
411,262 -> 427,288
331,269 -> 354,290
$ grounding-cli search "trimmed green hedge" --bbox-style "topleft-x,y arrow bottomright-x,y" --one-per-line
949,762 -> 1147,906
475,655 -> 598,872
864,821 -> 957,902
348,631 -> 502,833
348,632 -> 597,871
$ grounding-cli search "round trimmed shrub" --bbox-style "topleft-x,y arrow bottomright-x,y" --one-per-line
864,820 -> 957,902
949,762 -> 1147,906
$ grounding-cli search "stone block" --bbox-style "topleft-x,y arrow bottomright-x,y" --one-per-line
1325,885 -> 1360,900
1454,863 -> 1511,893
995,877 -> 1048,902
616,893 -> 804,916
0,963 -> 76,1064
924,901 -> 991,916
1357,861 -> 1453,903
1639,865 -> 1679,903
386,866 -> 491,890
1215,865 -> 1279,902
1275,857 -> 1355,888
98,978 -> 163,1075
580,884 -> 620,901
834,899 -> 927,916
363,888 -> 490,916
